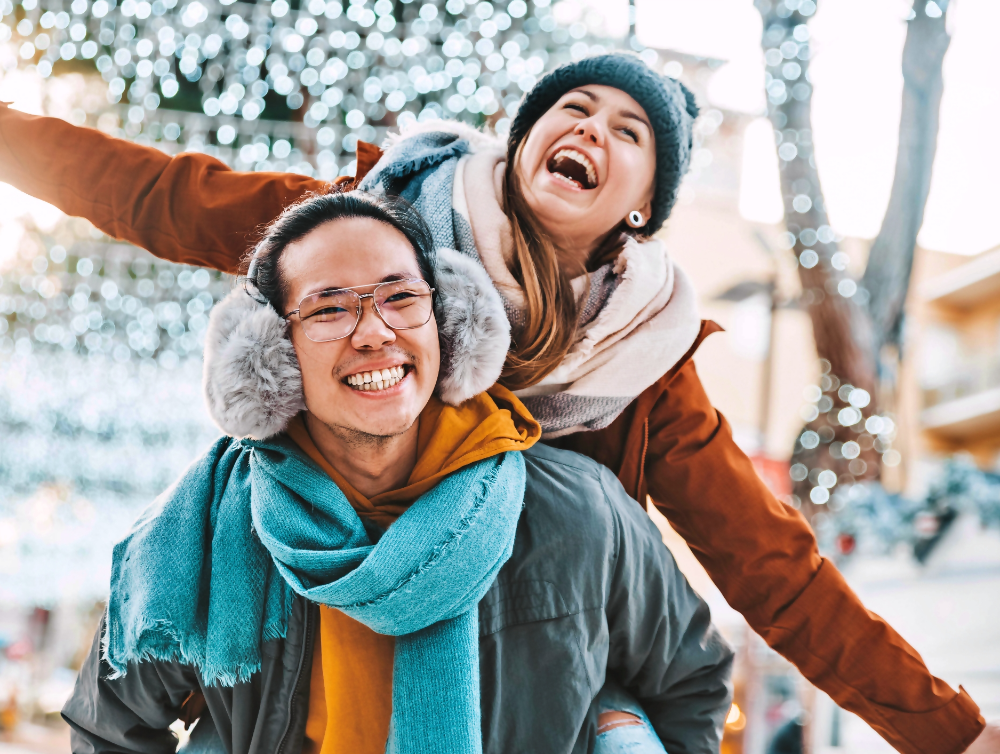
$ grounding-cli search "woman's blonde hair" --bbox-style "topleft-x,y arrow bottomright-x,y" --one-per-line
499,137 -> 641,391
498,140 -> 583,391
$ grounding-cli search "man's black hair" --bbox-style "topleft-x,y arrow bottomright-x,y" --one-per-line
245,190 -> 436,313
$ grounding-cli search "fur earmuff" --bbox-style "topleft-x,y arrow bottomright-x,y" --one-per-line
203,289 -> 305,440
434,247 -> 511,405
202,249 -> 510,439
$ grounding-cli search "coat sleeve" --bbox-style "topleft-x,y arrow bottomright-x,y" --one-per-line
62,617 -> 200,754
642,358 -> 985,754
0,103 -> 327,273
602,466 -> 734,754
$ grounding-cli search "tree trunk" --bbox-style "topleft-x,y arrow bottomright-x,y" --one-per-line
755,1 -> 880,505
755,3 -> 878,396
862,2 -> 951,354
754,1 -> 952,512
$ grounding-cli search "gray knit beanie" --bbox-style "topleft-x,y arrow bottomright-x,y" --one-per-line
507,53 -> 698,234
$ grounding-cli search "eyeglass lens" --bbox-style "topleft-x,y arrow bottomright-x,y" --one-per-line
297,279 -> 433,342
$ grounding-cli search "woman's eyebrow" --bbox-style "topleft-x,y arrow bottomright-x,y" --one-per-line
620,110 -> 651,131
571,88 -> 650,130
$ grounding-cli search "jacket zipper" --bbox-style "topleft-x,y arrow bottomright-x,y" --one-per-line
276,599 -> 315,754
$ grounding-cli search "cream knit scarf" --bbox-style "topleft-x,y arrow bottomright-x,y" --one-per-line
452,147 -> 701,438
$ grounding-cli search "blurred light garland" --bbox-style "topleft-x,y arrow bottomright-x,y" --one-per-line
0,0 -> 659,179
786,358 -> 900,525
0,227 -> 231,365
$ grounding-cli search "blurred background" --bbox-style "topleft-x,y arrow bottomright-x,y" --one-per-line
1,0 -> 999,750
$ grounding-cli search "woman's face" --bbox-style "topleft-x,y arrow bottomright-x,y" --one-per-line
515,85 -> 657,255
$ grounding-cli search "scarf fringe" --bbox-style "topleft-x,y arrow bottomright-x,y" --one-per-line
104,597 -> 293,687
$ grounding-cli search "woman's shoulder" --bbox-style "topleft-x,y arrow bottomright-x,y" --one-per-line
361,119 -> 505,190
384,117 -> 506,154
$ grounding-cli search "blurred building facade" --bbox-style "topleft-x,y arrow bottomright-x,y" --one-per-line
913,246 -> 1000,467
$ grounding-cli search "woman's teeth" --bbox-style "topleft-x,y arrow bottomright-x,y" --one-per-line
551,171 -> 583,189
548,148 -> 597,189
346,366 -> 407,392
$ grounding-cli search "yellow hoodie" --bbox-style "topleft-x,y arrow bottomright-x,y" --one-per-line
287,386 -> 540,754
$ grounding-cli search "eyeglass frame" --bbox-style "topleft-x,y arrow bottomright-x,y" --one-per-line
283,278 -> 436,343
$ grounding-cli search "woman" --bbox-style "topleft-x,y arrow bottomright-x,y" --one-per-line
0,54 -> 989,754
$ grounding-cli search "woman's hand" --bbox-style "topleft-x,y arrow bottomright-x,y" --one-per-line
967,724 -> 1000,754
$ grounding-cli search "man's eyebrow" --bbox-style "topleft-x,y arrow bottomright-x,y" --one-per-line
305,272 -> 421,296
380,271 -> 420,283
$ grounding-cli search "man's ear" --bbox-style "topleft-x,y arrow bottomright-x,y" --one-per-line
434,248 -> 511,405
203,289 -> 305,439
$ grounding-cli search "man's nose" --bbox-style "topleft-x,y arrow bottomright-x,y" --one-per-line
350,298 -> 395,350
575,117 -> 605,146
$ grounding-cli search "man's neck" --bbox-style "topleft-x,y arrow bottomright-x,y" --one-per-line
304,412 -> 419,499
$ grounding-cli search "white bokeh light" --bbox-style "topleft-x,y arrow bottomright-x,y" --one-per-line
739,117 -> 784,224
809,0 -> 908,239
918,0 -> 1000,255
636,0 -> 1000,255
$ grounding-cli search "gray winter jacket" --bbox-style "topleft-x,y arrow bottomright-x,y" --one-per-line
63,444 -> 733,754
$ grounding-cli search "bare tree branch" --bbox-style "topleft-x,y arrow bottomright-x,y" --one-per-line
862,2 -> 951,353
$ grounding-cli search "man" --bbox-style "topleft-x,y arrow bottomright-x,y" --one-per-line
61,190 -> 732,754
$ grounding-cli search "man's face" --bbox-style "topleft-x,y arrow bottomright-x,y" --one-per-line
280,217 -> 440,441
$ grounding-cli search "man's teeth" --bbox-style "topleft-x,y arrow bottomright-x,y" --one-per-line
552,148 -> 597,187
346,366 -> 407,391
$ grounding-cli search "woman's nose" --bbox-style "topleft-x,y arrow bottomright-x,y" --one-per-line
350,298 -> 396,350
575,118 -> 604,146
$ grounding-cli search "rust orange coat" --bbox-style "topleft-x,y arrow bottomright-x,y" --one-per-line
0,104 -> 984,754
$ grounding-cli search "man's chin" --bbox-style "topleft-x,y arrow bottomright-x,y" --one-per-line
330,409 -> 418,444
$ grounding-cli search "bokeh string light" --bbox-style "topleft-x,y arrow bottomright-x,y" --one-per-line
0,228 -> 232,602
755,0 -> 901,551
1,0 -> 659,177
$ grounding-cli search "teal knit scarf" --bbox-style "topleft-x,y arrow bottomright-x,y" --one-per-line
104,434 -> 526,754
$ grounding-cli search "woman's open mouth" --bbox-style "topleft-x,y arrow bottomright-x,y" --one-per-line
344,365 -> 411,392
546,148 -> 598,190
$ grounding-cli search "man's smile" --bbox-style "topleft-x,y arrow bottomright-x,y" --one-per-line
344,364 -> 412,392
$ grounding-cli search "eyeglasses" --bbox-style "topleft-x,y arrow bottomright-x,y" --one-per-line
285,279 -> 435,343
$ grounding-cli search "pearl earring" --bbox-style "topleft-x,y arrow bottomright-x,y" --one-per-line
627,210 -> 644,228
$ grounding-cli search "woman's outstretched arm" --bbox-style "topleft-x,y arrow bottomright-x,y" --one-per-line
554,334 -> 986,754
641,359 -> 984,754
0,103 -> 328,272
